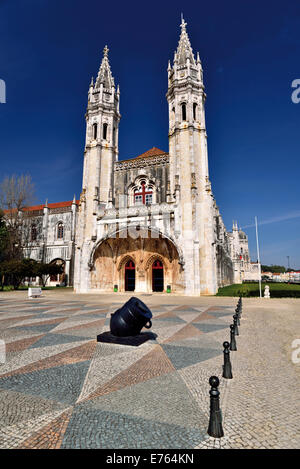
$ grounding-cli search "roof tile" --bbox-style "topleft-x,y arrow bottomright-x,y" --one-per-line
135,147 -> 167,159
4,200 -> 79,213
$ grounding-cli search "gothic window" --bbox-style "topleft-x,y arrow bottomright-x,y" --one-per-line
134,193 -> 143,205
145,193 -> 153,205
134,181 -> 153,206
239,247 -> 243,261
181,103 -> 186,121
103,123 -> 108,140
193,103 -> 197,121
93,123 -> 98,140
171,107 -> 175,125
57,222 -> 64,240
31,224 -> 37,241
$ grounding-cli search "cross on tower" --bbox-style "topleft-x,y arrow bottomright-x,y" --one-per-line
134,182 -> 153,205
180,16 -> 187,30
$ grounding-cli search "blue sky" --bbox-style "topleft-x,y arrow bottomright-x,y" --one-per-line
0,0 -> 299,267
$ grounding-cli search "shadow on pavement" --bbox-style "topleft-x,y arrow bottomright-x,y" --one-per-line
96,331 -> 157,347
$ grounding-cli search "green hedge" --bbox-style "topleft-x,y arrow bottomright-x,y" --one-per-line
217,283 -> 300,298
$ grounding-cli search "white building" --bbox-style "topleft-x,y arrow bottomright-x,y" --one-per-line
73,18 -> 257,295
14,18 -> 259,294
20,199 -> 78,286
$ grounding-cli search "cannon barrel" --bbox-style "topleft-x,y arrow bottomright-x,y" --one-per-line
110,296 -> 153,337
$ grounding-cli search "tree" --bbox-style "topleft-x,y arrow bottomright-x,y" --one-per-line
261,265 -> 286,273
35,262 -> 64,287
0,258 -> 37,290
0,258 -> 65,290
0,174 -> 36,260
0,209 -> 9,262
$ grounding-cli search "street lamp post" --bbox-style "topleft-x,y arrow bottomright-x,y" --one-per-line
255,217 -> 262,298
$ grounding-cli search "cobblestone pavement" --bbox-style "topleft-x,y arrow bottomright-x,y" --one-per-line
0,292 -> 299,449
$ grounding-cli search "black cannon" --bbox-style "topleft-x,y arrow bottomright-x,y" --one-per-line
110,296 -> 153,337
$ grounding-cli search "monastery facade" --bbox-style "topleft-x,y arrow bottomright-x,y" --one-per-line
18,19 -> 259,294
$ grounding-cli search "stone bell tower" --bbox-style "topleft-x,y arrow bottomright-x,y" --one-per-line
74,46 -> 120,292
166,18 -> 217,295
80,45 -> 120,241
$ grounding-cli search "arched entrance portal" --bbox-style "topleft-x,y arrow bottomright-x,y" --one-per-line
125,260 -> 135,291
152,259 -> 164,292
91,230 -> 184,293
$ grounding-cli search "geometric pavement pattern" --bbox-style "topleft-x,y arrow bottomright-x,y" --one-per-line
0,298 -> 234,449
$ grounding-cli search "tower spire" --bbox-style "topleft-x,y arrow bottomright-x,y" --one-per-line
95,45 -> 115,89
175,16 -> 195,66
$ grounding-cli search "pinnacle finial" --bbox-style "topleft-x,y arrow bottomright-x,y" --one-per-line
180,14 -> 187,30
103,45 -> 109,57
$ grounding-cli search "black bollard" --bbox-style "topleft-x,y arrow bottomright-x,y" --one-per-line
230,324 -> 237,351
222,341 -> 233,379
207,376 -> 224,438
233,314 -> 239,336
235,307 -> 240,325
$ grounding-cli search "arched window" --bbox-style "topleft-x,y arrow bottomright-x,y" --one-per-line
57,222 -> 64,240
93,123 -> 98,140
172,107 -> 175,124
103,123 -> 108,140
134,181 -> 153,205
193,103 -> 197,121
31,224 -> 37,241
181,103 -> 187,121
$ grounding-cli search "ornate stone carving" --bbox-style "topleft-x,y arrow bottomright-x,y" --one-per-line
115,155 -> 169,171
